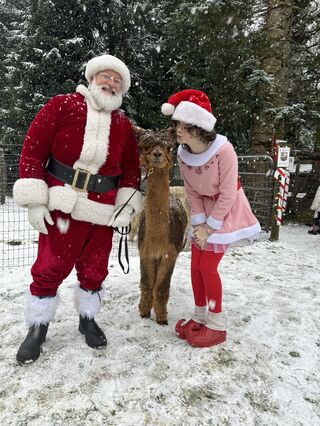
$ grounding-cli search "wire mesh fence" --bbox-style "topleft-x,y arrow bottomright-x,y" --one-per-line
238,155 -> 275,232
1,143 -> 274,269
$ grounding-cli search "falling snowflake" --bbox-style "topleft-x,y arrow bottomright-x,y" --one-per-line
56,217 -> 70,234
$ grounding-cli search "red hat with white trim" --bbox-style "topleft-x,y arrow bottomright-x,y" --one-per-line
85,54 -> 131,94
161,89 -> 216,131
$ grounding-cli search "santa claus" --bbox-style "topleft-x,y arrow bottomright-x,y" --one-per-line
13,54 -> 142,363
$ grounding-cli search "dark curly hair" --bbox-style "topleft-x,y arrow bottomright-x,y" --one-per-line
169,121 -> 217,148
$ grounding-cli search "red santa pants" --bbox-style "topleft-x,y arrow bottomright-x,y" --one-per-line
191,244 -> 224,313
30,211 -> 114,297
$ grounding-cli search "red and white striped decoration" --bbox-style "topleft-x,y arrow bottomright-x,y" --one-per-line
274,168 -> 290,225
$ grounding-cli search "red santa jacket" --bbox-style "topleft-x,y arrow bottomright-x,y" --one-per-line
13,86 -> 142,225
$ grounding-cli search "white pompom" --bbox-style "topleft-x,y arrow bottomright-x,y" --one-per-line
161,103 -> 175,115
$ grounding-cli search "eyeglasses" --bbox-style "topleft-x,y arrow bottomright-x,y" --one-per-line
98,72 -> 122,88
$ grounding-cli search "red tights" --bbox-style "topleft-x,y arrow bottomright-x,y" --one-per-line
191,244 -> 224,313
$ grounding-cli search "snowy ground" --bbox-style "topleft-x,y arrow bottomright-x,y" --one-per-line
0,223 -> 319,426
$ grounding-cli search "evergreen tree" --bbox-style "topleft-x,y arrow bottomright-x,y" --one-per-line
14,0 -> 105,125
162,0 -> 264,153
94,0 -> 174,129
285,0 -> 320,151
0,0 -> 29,142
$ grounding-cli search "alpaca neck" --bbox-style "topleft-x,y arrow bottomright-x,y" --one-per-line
145,169 -> 170,233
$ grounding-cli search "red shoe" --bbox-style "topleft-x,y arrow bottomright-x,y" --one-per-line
186,325 -> 226,348
175,319 -> 203,340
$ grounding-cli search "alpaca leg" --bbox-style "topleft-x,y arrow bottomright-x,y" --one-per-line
139,257 -> 156,318
153,258 -> 176,325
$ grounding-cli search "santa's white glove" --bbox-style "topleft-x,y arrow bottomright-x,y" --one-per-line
28,205 -> 54,235
108,205 -> 134,228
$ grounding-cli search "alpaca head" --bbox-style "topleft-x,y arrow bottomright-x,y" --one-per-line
133,127 -> 175,173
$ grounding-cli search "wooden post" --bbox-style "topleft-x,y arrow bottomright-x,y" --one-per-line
270,132 -> 280,241
0,145 -> 7,205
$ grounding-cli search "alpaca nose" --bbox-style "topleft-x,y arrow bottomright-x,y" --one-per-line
153,147 -> 163,158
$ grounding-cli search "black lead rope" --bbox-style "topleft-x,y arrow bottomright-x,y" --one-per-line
117,225 -> 131,274
114,171 -> 151,274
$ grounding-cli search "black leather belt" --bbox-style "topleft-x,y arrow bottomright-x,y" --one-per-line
46,156 -> 120,193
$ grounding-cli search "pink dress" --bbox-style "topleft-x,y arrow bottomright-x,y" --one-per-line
178,134 -> 261,252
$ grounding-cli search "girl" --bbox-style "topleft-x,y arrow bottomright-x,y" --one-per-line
161,89 -> 261,348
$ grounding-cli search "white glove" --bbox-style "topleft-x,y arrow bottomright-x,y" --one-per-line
28,205 -> 54,235
108,205 -> 134,228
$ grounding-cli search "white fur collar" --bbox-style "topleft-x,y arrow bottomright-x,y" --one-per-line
76,84 -> 102,111
177,134 -> 228,166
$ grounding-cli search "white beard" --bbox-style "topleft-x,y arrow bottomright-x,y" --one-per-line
89,81 -> 123,111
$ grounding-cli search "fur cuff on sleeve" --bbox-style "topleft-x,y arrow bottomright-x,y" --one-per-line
115,187 -> 142,215
207,215 -> 224,230
13,178 -> 48,207
48,185 -> 78,213
191,213 -> 207,226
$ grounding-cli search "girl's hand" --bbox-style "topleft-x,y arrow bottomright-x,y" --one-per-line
193,225 -> 214,250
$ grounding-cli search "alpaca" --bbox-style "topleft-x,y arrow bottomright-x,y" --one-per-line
134,127 -> 188,325
169,186 -> 191,250
128,188 -> 190,246
128,202 -> 143,242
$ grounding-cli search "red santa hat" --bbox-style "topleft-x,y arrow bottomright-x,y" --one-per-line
161,89 -> 216,131
85,54 -> 131,94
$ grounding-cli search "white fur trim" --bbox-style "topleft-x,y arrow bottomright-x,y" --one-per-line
73,101 -> 112,174
74,286 -> 106,319
172,101 -> 216,131
76,84 -> 102,111
178,134 -> 227,166
206,312 -> 226,331
207,222 -> 261,244
190,213 -> 207,225
71,196 -> 114,225
13,178 -> 48,207
191,305 -> 207,324
85,54 -> 130,94
48,185 -> 78,213
161,103 -> 175,115
207,215 -> 224,230
24,290 -> 59,326
115,187 -> 143,215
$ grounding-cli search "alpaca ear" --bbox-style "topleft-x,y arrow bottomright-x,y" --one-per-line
132,125 -> 146,141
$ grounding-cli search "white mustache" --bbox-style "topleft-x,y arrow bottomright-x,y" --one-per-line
102,85 -> 117,96
90,81 -> 123,111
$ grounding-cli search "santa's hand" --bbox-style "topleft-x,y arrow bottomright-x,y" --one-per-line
108,205 -> 134,228
28,205 -> 54,235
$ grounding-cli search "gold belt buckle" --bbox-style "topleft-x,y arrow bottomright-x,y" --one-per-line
71,168 -> 91,192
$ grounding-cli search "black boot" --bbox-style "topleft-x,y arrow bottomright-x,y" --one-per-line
78,316 -> 107,348
16,323 -> 49,364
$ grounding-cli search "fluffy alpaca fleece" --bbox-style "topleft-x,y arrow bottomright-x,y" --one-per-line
24,290 -> 59,326
169,187 -> 190,223
128,187 -> 190,246
74,286 -> 106,319
134,127 -> 188,325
